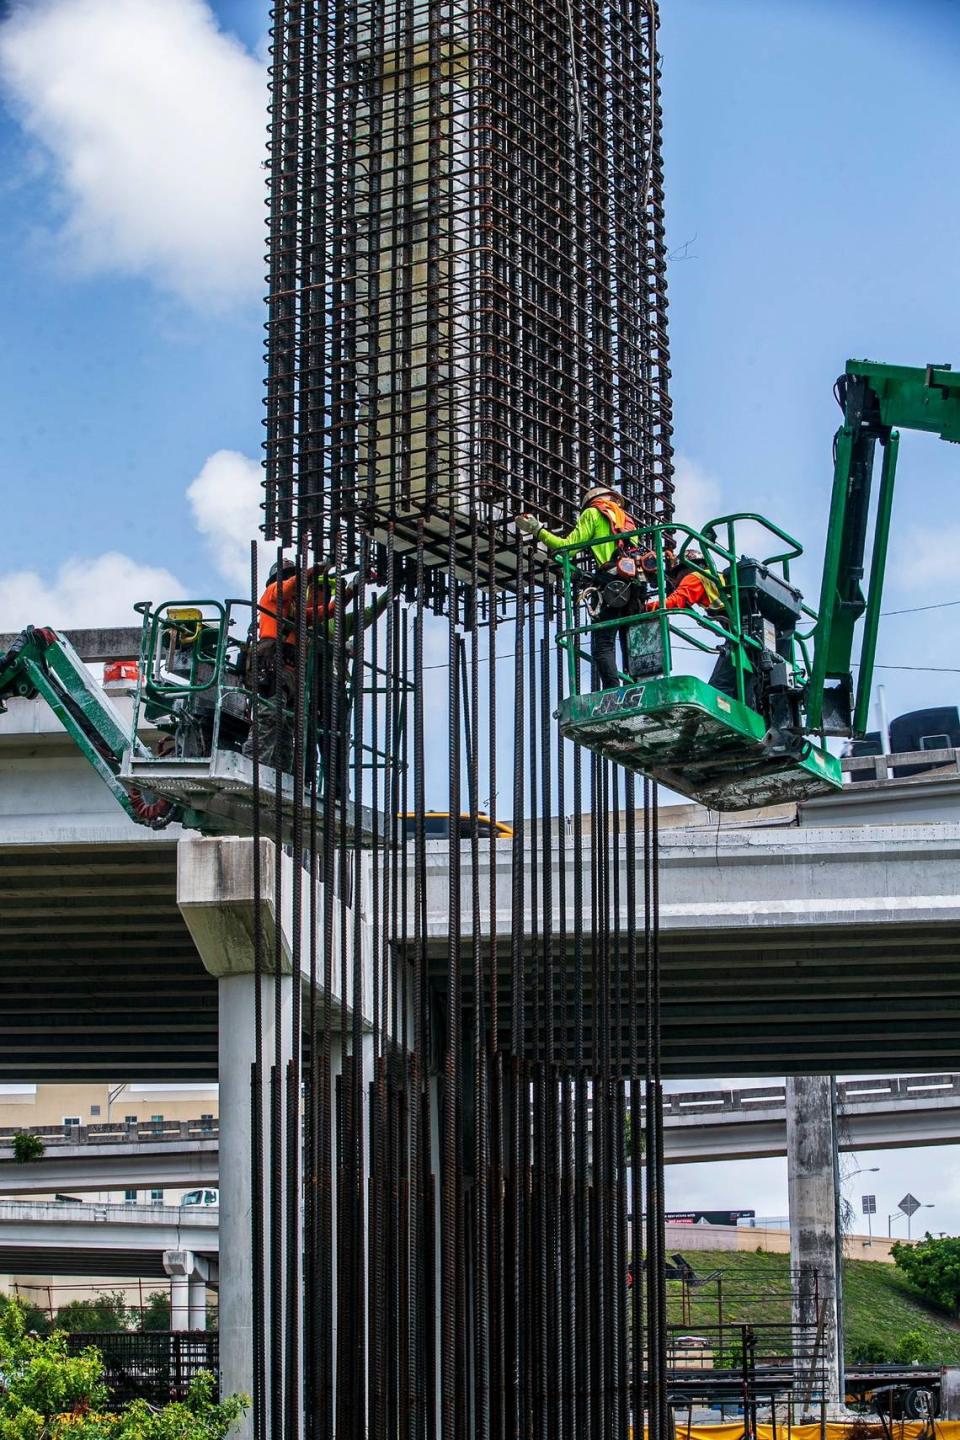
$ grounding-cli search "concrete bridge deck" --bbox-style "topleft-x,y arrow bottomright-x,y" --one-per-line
4,819 -> 960,1080
3,1072 -> 960,1194
0,1200 -> 217,1278
5,691 -> 960,1080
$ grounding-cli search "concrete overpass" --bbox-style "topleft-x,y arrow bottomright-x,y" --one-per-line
0,1200 -> 218,1279
7,667 -> 960,1414
6,824 -> 960,1080
6,686 -> 960,1079
662,1072 -> 960,1159
5,1071 -> 960,1195
0,1127 -> 219,1195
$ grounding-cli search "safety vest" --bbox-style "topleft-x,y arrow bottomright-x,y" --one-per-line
588,495 -> 640,567
257,574 -> 337,643
685,564 -> 724,611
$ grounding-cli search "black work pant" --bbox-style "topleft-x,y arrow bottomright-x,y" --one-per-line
708,644 -> 755,708
591,588 -> 641,691
242,639 -> 296,773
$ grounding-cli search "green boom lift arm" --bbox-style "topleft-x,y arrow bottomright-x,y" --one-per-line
808,360 -> 960,735
0,625 -> 175,828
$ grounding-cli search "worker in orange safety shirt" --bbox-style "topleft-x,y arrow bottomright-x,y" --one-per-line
644,548 -> 749,705
243,559 -> 334,771
643,548 -> 721,613
244,559 -> 390,775
254,558 -> 335,645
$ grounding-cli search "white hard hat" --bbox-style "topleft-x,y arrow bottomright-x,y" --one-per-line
582,484 -> 617,506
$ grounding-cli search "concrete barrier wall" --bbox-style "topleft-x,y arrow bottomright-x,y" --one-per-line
665,1224 -> 898,1263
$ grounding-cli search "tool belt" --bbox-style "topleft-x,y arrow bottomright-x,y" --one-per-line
245,637 -> 296,702
582,571 -> 639,616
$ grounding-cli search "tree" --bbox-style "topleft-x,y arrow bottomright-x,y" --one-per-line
0,1291 -> 51,1336
139,1290 -> 172,1332
896,1328 -> 937,1365
0,1298 -> 108,1422
56,1290 -> 131,1334
624,1108 -> 645,1159
849,1337 -> 891,1365
12,1131 -> 44,1163
892,1235 -> 960,1317
0,1298 -> 247,1437
118,1373 -> 247,1440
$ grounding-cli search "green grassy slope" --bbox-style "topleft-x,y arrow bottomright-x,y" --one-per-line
667,1250 -> 960,1364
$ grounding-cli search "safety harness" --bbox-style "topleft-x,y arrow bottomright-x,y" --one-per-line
589,495 -> 641,572
586,496 -> 726,615
579,495 -> 643,612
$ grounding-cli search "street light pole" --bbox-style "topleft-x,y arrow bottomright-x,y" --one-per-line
106,1081 -> 129,1125
909,1204 -> 935,1242
845,1164 -> 879,1244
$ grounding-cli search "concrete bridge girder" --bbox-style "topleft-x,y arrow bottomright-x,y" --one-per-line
4,1076 -> 960,1195
0,1200 -> 218,1280
3,817 -> 960,1079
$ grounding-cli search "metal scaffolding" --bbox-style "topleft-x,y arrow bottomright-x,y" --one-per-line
255,0 -> 676,1436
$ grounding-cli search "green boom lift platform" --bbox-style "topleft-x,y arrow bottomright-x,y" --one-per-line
0,597 -> 392,843
556,359 -> 960,811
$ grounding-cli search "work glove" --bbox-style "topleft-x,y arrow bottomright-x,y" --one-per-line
515,513 -> 542,539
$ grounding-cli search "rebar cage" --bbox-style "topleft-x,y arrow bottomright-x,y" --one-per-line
259,1 -> 684,1436
265,0 -> 674,585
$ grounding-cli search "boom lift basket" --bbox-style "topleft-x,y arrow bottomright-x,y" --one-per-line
119,598 -> 396,843
554,517 -> 842,811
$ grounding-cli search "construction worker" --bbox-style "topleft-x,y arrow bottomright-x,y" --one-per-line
516,485 -> 644,690
644,549 -> 747,704
244,560 -> 390,780
314,582 -> 391,803
243,559 -> 328,772
643,547 -> 721,615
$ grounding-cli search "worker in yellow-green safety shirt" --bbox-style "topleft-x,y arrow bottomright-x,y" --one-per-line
516,484 -> 643,690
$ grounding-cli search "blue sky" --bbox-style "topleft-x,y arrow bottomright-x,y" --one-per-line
0,0 -> 958,708
1,0 -> 960,1224
0,0 -> 268,604
660,0 -> 960,723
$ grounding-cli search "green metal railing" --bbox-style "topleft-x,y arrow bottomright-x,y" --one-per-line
129,598 -> 399,795
554,515 -> 811,711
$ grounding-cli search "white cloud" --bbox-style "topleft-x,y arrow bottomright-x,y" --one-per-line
892,522 -> 960,594
0,0 -> 266,307
671,454 -> 723,528
0,444 -> 270,631
0,552 -> 183,630
0,447 -> 270,630
187,449 -> 270,588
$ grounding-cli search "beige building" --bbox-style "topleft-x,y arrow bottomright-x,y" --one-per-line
0,1082 -> 218,1206
0,1083 -> 219,1315
0,1082 -> 218,1130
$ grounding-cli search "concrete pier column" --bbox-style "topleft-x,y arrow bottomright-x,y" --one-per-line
217,971 -> 293,1411
786,1075 -> 841,1406
178,837 -> 297,1438
189,1277 -> 207,1333
170,1273 -> 190,1331
164,1248 -> 217,1333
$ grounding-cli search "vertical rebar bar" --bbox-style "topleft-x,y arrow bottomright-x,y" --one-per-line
261,0 -> 673,1433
